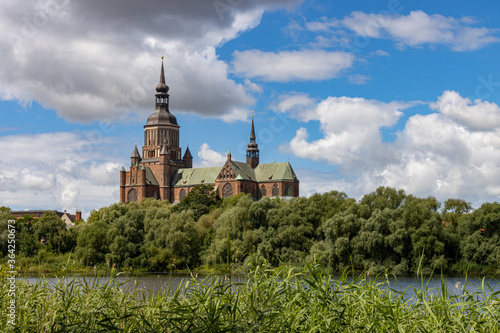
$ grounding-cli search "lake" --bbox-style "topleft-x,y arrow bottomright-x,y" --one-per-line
18,273 -> 500,298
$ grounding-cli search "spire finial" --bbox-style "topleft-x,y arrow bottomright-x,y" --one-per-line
250,114 -> 256,141
161,49 -> 164,60
156,58 -> 169,93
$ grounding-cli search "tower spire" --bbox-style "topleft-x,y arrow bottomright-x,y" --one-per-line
246,112 -> 259,168
250,116 -> 256,141
156,61 -> 169,94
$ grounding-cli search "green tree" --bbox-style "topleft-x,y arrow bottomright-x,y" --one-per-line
75,221 -> 110,265
173,184 -> 221,220
0,207 -> 15,256
33,211 -> 72,253
457,202 -> 500,273
17,215 -> 41,257
360,187 -> 406,213
442,198 -> 472,224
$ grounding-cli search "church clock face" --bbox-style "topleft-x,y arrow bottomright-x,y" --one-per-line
222,183 -> 233,198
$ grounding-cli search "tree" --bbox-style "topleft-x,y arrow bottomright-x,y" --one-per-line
457,202 -> 500,272
442,198 -> 472,224
173,184 -> 221,220
17,215 -> 41,257
360,187 -> 406,212
75,221 -> 110,265
33,211 -> 72,253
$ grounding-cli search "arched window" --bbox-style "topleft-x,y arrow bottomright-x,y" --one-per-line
261,185 -> 266,197
295,185 -> 299,196
285,184 -> 291,196
127,189 -> 137,202
223,183 -> 233,198
244,184 -> 249,193
179,189 -> 186,201
272,184 -> 279,196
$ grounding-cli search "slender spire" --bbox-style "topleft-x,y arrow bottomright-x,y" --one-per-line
156,61 -> 169,94
246,112 -> 259,168
250,116 -> 256,141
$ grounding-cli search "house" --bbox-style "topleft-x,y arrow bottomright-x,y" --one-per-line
11,210 -> 82,228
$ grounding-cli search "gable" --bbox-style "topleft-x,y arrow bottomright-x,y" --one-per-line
216,160 -> 237,181
216,160 -> 257,182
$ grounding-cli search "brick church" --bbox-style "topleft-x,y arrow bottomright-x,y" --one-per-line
120,61 -> 299,203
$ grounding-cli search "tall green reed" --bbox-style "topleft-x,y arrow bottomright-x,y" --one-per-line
1,259 -> 499,332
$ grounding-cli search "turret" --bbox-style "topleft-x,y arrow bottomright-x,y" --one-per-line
183,146 -> 193,168
131,145 -> 141,166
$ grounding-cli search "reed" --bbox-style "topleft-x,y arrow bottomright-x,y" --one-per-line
1,260 -> 499,332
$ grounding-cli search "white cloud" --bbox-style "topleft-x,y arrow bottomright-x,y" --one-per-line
232,49 -> 355,82
285,91 -> 500,206
195,143 -> 227,167
282,96 -> 411,171
0,132 -> 123,215
348,74 -> 370,85
310,10 -> 499,51
19,169 -> 55,190
88,162 -> 122,186
271,93 -> 316,113
0,0 -> 301,123
430,90 -> 500,130
371,50 -> 390,56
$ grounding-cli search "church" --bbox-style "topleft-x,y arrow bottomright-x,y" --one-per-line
120,61 -> 299,203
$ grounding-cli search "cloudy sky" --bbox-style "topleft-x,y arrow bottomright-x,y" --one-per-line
2,0 -> 500,216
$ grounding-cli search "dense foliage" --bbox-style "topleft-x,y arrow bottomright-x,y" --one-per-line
1,260 -> 500,332
2,186 -> 500,274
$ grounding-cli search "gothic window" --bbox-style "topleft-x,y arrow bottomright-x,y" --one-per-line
285,184 -> 291,196
244,184 -> 249,193
223,183 -> 233,198
295,185 -> 299,196
128,189 -> 138,202
272,184 -> 279,196
180,189 -> 186,201
261,185 -> 266,197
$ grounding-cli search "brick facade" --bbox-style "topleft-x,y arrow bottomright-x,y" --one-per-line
120,61 -> 299,204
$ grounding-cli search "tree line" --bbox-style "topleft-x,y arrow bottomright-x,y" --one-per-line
1,186 -> 500,275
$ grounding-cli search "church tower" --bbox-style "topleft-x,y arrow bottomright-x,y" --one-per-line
142,60 -> 182,161
246,117 -> 259,168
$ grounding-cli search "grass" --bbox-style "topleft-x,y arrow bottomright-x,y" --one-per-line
1,257 -> 500,332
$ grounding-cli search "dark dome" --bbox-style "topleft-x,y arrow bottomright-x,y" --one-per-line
146,110 -> 177,126
156,82 -> 169,93
247,142 -> 258,149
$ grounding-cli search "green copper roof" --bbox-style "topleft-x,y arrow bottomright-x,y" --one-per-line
145,167 -> 159,186
171,167 -> 221,187
255,162 -> 298,182
170,161 -> 298,187
230,161 -> 256,181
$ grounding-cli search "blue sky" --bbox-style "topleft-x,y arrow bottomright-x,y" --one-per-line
2,0 -> 500,216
